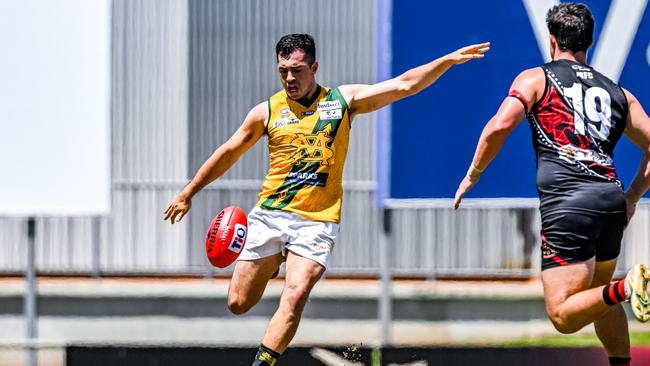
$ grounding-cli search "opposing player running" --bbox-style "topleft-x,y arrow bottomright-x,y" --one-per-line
454,4 -> 650,366
165,33 -> 489,366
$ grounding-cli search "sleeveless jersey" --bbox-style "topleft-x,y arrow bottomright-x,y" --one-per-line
526,59 -> 628,207
257,86 -> 351,223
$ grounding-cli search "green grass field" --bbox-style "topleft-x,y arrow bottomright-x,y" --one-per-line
502,332 -> 650,347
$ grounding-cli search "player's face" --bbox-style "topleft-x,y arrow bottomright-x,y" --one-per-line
277,49 -> 318,100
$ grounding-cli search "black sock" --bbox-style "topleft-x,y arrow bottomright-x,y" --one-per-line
252,344 -> 281,366
609,356 -> 631,365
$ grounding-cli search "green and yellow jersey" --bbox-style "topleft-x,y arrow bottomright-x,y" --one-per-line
257,86 -> 351,223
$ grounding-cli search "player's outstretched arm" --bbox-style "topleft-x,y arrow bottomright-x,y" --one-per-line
164,102 -> 267,224
453,67 -> 544,209
622,89 -> 650,222
340,42 -> 490,116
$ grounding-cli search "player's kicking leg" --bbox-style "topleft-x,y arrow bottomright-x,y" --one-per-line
230,207 -> 335,365
250,251 -> 325,366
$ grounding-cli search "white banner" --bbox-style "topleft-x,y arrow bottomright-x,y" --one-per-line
0,0 -> 111,216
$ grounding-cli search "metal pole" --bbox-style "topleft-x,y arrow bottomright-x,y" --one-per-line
25,217 -> 37,366
375,0 -> 393,352
92,216 -> 101,279
378,208 -> 392,347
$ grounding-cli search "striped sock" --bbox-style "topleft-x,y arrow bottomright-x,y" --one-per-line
609,356 -> 631,365
603,280 -> 627,305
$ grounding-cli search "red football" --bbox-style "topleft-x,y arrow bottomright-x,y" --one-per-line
205,206 -> 248,268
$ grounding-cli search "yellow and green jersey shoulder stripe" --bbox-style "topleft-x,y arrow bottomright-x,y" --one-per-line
257,86 -> 351,223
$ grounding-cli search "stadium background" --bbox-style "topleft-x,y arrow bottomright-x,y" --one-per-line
1,0 -> 650,365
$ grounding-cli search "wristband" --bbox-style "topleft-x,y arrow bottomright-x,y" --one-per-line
467,163 -> 483,179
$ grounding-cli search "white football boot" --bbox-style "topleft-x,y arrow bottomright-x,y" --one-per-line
625,263 -> 650,322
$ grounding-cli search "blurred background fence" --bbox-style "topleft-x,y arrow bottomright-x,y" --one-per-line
1,0 -> 649,279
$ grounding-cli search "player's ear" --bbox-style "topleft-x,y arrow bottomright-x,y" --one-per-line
311,61 -> 318,74
549,35 -> 557,59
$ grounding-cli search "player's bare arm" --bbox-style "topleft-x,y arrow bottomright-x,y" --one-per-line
453,67 -> 545,209
339,42 -> 490,117
164,102 -> 268,224
622,89 -> 650,221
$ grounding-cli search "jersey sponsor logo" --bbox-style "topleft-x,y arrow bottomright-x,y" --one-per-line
286,171 -> 328,187
303,110 -> 315,116
319,108 -> 342,120
272,118 -> 299,129
317,100 -> 342,111
289,132 -> 335,164
288,171 -> 319,180
280,108 -> 291,118
227,223 -> 247,253
557,144 -> 614,166
571,65 -> 591,72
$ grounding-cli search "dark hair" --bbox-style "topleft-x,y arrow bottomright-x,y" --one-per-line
275,34 -> 316,64
546,3 -> 594,53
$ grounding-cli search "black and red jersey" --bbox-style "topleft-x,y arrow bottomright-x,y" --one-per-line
525,60 -> 629,268
526,59 -> 628,200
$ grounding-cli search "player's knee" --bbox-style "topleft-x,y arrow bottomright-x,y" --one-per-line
282,283 -> 310,310
551,321 -> 580,334
547,311 -> 580,334
227,294 -> 254,315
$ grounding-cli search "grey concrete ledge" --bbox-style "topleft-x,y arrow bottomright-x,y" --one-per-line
0,278 -> 545,300
0,278 -> 548,321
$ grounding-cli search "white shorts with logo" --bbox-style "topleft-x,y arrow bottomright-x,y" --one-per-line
237,206 -> 338,268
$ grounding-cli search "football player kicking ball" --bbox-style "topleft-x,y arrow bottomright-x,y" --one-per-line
165,33 -> 489,366
454,4 -> 650,366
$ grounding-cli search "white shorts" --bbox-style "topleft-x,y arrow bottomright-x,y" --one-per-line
237,206 -> 339,268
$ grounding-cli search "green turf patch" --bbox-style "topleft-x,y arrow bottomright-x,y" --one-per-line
501,332 -> 650,347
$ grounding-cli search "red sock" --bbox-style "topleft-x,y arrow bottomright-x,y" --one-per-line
603,280 -> 627,305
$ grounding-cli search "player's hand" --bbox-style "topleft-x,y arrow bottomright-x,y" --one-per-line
446,42 -> 490,65
164,194 -> 192,224
453,175 -> 480,209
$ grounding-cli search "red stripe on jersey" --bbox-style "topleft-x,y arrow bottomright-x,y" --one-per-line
551,256 -> 569,266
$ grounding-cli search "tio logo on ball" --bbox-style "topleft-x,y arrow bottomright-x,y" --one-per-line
228,224 -> 247,253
